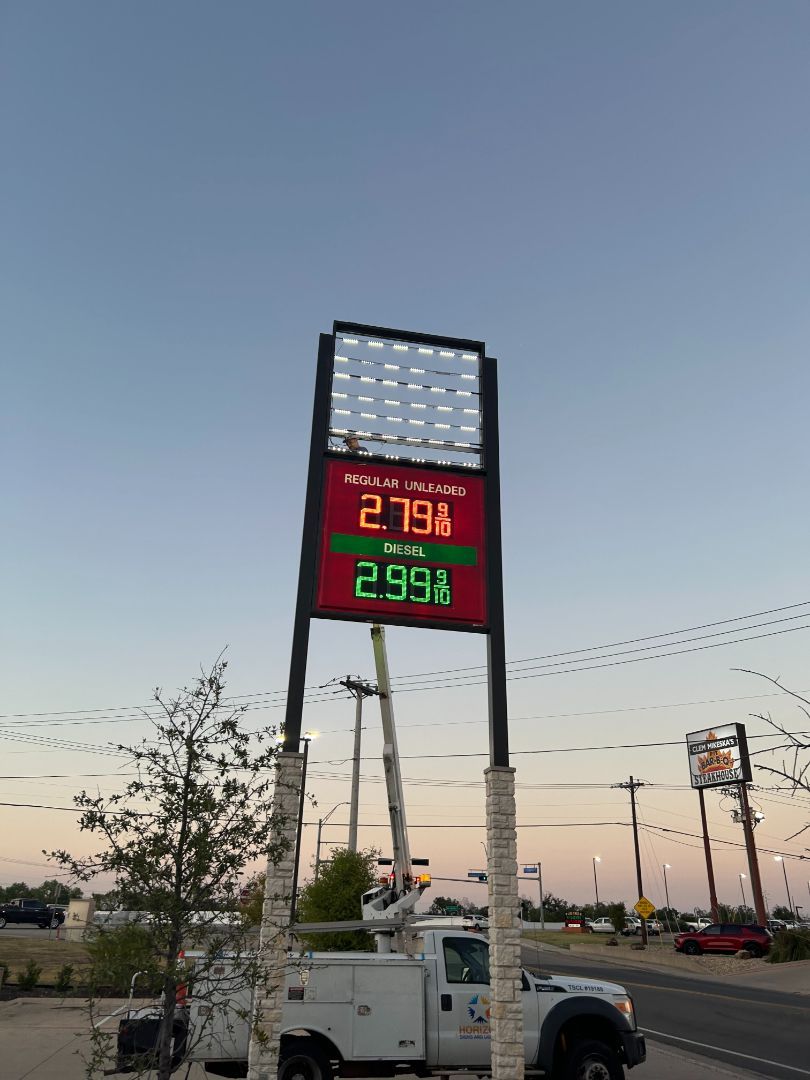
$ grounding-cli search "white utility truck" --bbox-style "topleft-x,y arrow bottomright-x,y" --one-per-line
116,926 -> 645,1078
114,627 -> 646,1078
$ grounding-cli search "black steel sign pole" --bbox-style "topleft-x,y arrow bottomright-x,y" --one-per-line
283,334 -> 335,750
253,323 -> 521,1080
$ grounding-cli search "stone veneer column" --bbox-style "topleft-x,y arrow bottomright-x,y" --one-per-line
485,764 -> 524,1080
247,751 -> 303,1080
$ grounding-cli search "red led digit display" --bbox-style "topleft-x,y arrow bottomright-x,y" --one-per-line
313,458 -> 488,629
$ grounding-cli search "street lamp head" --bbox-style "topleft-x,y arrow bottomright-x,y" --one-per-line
740,873 -> 746,880
664,863 -> 672,869
594,856 -> 601,863
774,855 -> 783,863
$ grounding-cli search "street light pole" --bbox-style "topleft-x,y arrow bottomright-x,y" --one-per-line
592,857 -> 601,912
774,856 -> 795,921
739,873 -> 748,915
289,734 -> 313,927
662,864 -> 672,932
538,861 -> 545,931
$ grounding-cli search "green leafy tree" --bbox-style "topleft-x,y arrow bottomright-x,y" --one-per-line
47,657 -> 290,1080
607,902 -> 627,934
0,879 -> 82,904
429,896 -> 465,916
718,902 -> 753,923
295,848 -> 379,951
0,882 -> 31,903
772,906 -> 795,922
537,893 -> 571,921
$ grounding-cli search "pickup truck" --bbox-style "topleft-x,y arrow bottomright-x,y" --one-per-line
0,898 -> 65,929
116,928 -> 646,1078
683,917 -> 712,932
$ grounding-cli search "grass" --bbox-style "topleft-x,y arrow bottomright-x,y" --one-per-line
0,937 -> 91,986
522,929 -> 675,951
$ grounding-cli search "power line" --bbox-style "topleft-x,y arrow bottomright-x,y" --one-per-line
405,599 -> 810,680
317,728 -> 810,763
390,623 -> 810,694
5,598 -> 809,722
391,609 -> 810,686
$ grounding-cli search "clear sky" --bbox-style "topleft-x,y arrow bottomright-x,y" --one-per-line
3,3 -> 810,913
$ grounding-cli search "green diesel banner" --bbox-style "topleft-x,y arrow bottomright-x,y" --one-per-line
329,532 -> 478,566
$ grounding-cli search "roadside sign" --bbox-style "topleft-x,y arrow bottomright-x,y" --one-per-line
634,897 -> 656,920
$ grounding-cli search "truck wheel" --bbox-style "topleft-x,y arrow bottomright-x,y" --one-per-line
682,940 -> 701,956
742,941 -> 762,958
562,1038 -> 623,1080
278,1040 -> 333,1080
0,917 -> 6,929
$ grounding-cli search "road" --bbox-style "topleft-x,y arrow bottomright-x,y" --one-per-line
0,926 -> 63,939
523,944 -> 810,1079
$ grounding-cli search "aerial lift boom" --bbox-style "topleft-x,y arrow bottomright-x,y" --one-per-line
360,624 -> 430,931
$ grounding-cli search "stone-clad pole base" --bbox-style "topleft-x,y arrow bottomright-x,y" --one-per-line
247,751 -> 304,1080
485,765 -> 524,1080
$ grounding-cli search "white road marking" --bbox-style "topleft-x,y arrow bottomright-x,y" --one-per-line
93,1003 -> 129,1029
643,1029 -> 810,1076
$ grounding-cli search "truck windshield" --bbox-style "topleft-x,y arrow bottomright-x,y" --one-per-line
443,937 -> 490,984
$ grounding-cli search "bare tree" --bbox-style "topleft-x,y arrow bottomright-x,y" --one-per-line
47,656 -> 290,1079
736,668 -> 810,843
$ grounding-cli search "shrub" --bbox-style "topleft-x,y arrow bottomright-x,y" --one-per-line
607,902 -> 627,935
55,964 -> 74,992
767,929 -> 810,964
17,959 -> 42,990
85,923 -> 162,994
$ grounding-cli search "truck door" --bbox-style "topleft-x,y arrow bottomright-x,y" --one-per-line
435,936 -> 494,1070
521,969 -> 541,1066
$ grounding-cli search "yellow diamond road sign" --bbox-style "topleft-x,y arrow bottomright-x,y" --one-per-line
634,897 -> 656,920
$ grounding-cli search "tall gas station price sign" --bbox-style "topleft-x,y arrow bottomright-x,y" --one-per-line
314,459 -> 488,628
284,320 -> 508,763
280,322 -> 521,1078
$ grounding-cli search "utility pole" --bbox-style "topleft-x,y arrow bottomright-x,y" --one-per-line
339,677 -> 379,853
738,783 -> 767,926
613,777 -> 648,946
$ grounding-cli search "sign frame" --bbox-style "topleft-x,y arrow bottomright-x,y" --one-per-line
282,321 -> 509,767
312,456 -> 489,632
685,723 -> 753,790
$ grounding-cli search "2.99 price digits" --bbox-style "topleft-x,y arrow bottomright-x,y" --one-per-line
359,494 -> 453,538
354,560 -> 452,606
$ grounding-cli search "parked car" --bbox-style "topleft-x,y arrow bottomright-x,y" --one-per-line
461,914 -> 489,932
766,919 -> 787,934
590,916 -> 617,933
674,923 -> 771,958
621,917 -> 660,937
0,898 -> 65,929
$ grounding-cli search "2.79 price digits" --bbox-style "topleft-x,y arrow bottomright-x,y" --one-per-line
354,560 -> 452,606
359,494 -> 453,538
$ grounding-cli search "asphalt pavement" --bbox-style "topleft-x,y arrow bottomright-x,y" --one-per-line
0,996 -> 781,1080
0,926 -> 62,939
523,943 -> 810,1080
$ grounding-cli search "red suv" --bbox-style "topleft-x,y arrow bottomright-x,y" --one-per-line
674,923 -> 771,958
